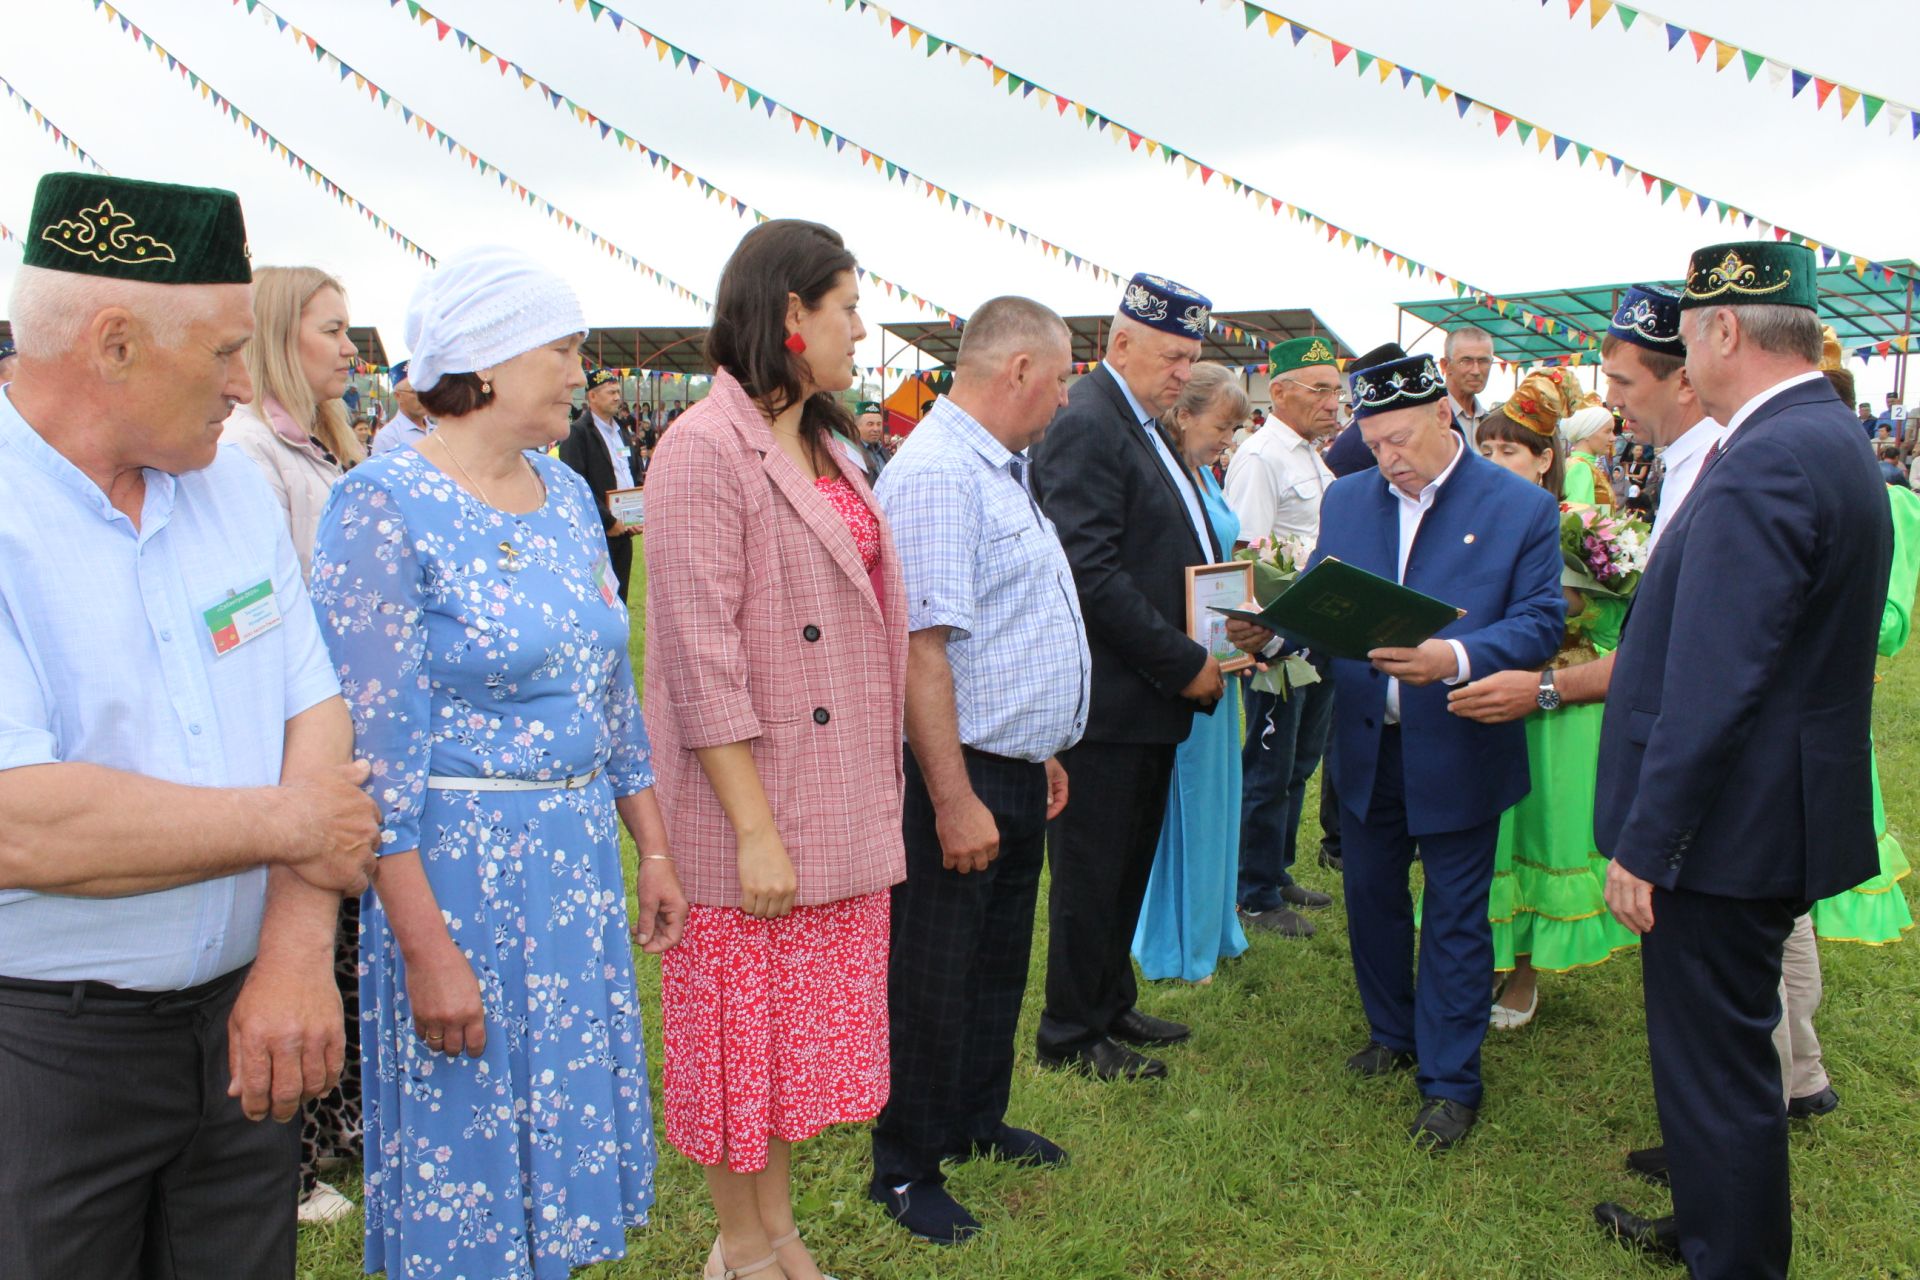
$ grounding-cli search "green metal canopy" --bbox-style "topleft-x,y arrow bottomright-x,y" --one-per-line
1398,260 -> 1918,372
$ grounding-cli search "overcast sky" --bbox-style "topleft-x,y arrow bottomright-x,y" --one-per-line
4,0 -> 1916,398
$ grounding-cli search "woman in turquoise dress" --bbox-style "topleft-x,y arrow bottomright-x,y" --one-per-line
1474,382 -> 1638,1030
1812,481 -> 1920,944
310,248 -> 687,1279
1133,365 -> 1251,982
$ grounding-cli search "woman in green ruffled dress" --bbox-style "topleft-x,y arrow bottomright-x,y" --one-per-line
1811,481 -> 1920,945
1473,381 -> 1639,1030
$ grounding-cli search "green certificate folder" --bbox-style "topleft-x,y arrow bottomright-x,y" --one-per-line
1210,557 -> 1465,661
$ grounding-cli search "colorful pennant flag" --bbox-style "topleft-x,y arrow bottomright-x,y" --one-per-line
366,0 -> 963,324
87,2 -> 436,266
202,0 -> 715,309
0,73 -> 112,174
1548,0 -> 1916,138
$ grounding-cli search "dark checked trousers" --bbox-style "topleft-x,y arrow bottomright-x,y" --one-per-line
872,744 -> 1048,1189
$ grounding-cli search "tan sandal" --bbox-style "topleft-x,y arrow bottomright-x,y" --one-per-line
704,1236 -> 780,1280
767,1229 -> 839,1280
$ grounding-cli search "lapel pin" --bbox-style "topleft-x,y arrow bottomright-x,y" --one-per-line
1463,533 -> 1476,544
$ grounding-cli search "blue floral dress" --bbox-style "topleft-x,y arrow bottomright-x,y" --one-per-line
310,448 -> 657,1280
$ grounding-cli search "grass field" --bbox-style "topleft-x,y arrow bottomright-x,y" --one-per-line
299,560 -> 1920,1280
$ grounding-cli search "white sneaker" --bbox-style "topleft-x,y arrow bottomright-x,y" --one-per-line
297,1180 -> 357,1226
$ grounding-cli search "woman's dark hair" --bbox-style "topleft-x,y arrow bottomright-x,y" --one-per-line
1824,366 -> 1857,408
417,371 -> 494,419
706,219 -> 857,448
1477,407 -> 1565,497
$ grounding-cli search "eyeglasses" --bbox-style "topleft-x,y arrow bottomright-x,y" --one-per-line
1447,356 -> 1494,370
1276,377 -> 1343,399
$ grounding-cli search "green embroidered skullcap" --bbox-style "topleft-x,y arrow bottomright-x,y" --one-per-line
1679,241 -> 1815,312
1268,334 -> 1339,377
25,172 -> 250,285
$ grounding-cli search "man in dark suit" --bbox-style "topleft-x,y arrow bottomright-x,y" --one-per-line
1590,242 -> 1891,1279
1030,272 -> 1224,1081
558,367 -> 638,598
1300,350 -> 1564,1151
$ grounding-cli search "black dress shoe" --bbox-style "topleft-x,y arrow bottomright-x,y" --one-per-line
1593,1202 -> 1682,1264
1408,1097 -> 1477,1152
1788,1084 -> 1840,1118
1280,884 -> 1334,909
869,1179 -> 981,1245
1625,1144 -> 1670,1187
956,1124 -> 1068,1168
1345,1041 -> 1416,1077
1240,905 -> 1317,937
1036,1036 -> 1168,1081
1110,1007 -> 1191,1047
1318,844 -> 1343,873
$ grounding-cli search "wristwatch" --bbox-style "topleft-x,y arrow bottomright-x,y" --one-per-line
1536,669 -> 1562,711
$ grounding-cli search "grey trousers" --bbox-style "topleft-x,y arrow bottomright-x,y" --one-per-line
1770,912 -> 1828,1102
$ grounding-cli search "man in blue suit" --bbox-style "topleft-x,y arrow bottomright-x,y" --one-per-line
1307,350 -> 1564,1150
1590,242 -> 1890,1278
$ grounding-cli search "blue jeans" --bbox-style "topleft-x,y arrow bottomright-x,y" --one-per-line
1235,676 -> 1336,913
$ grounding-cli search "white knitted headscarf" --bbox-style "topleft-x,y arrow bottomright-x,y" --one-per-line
403,246 -> 586,393
1558,404 -> 1615,449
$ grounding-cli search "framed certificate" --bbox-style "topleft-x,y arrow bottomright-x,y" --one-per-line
606,486 -> 646,528
1186,561 -> 1256,674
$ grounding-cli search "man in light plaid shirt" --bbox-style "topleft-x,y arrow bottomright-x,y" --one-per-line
868,297 -> 1089,1245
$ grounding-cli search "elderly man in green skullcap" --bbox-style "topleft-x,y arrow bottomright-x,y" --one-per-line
0,172 -> 379,1277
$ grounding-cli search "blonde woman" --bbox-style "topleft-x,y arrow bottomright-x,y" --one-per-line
220,265 -> 364,1224
222,265 -> 363,580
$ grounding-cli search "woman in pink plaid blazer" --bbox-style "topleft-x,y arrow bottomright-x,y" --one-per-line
644,220 -> 907,1280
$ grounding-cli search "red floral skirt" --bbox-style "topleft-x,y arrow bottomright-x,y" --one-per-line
659,890 -> 891,1172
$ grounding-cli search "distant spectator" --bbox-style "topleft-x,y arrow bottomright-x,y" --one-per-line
1858,402 -> 1876,434
1878,442 -> 1908,487
0,339 -> 17,384
1438,325 -> 1497,445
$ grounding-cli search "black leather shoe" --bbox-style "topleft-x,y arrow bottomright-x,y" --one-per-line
1788,1085 -> 1840,1119
1280,884 -> 1334,908
1036,1036 -> 1168,1081
1317,844 -> 1343,873
956,1125 -> 1068,1169
1345,1041 -> 1416,1077
869,1179 -> 981,1244
1240,905 -> 1317,937
1110,1007 -> 1191,1047
1408,1097 -> 1477,1152
1625,1145 -> 1670,1187
1593,1202 -> 1682,1264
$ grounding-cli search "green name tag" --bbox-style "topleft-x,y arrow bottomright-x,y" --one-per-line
202,578 -> 283,656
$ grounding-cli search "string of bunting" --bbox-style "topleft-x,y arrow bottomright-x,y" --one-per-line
0,72 -> 112,173
1541,0 -> 1918,140
86,2 -> 437,266
216,0 -> 719,311
540,0 -> 1155,337
1203,0 -> 1916,295
0,221 -> 20,246
823,1 -> 1607,349
374,0 -> 963,327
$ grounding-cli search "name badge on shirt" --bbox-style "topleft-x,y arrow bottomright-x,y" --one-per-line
592,556 -> 621,609
202,579 -> 283,656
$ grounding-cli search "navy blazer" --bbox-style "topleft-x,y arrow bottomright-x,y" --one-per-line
1311,447 -> 1564,836
1032,364 -> 1222,744
1595,377 -> 1892,899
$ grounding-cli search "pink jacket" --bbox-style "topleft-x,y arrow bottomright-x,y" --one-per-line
643,369 -> 908,907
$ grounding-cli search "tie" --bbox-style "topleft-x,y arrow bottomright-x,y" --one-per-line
1009,455 -> 1043,525
1699,438 -> 1725,478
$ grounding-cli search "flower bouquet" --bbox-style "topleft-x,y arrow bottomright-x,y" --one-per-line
1233,535 -> 1319,695
1559,503 -> 1650,599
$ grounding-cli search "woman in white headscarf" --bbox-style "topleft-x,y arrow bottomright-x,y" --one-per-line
1560,403 -> 1618,508
309,247 -> 686,1280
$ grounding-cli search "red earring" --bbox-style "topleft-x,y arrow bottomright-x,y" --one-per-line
784,332 -> 808,354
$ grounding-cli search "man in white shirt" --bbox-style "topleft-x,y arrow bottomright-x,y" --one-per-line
1222,336 -> 1342,936
1439,325 -> 1498,447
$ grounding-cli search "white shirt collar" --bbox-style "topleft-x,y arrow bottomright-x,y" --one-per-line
1659,415 -> 1726,470
1724,370 -> 1827,437
1101,359 -> 1154,427
1386,431 -> 1466,511
591,411 -> 617,434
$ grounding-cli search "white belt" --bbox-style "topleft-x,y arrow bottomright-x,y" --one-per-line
425,768 -> 600,793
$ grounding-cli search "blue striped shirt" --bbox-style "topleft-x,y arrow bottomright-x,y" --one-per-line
876,397 -> 1090,762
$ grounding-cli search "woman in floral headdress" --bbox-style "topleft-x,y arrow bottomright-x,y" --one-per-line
1473,371 -> 1639,1029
